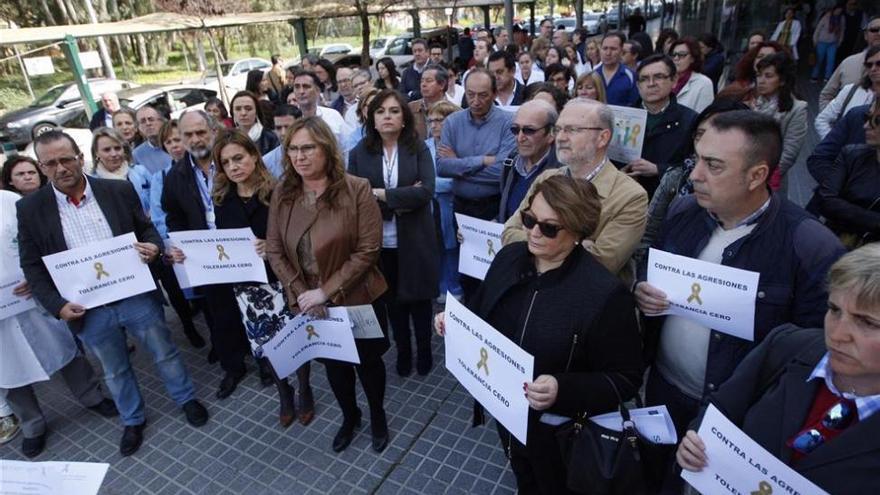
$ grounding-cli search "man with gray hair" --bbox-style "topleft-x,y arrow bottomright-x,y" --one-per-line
132,105 -> 171,175
493,27 -> 509,52
409,64 -> 449,141
89,91 -> 120,130
344,68 -> 373,127
498,100 -> 560,221
503,98 -> 648,280
162,109 -> 251,401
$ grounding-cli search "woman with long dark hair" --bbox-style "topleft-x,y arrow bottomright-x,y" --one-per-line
314,58 -> 338,105
1,156 -> 46,195
230,90 -> 279,155
375,57 -> 400,90
348,89 -> 439,377
205,98 -> 235,129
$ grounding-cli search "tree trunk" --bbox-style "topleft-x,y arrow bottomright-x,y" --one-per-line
136,34 -> 148,66
358,8 -> 370,68
195,34 -> 207,72
39,0 -> 57,25
55,0 -> 71,24
64,0 -> 81,22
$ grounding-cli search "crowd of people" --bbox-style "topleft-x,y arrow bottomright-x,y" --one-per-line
1,6 -> 880,494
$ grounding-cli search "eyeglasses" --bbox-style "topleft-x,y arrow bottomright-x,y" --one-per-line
863,112 -> 880,129
867,27 -> 880,34
39,155 -> 80,169
788,400 -> 855,454
864,60 -> 880,70
287,144 -> 318,157
551,125 -> 605,136
426,118 -> 444,125
521,211 -> 565,238
637,73 -> 672,84
510,125 -> 550,136
670,51 -> 690,59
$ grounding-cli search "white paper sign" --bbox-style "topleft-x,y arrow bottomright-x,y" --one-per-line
455,213 -> 503,281
78,51 -> 102,70
23,56 -> 55,76
0,460 -> 108,495
682,404 -> 829,495
589,405 -> 678,444
0,272 -> 36,320
168,228 -> 268,289
347,304 -> 384,339
263,307 -> 360,379
608,105 -> 647,163
42,233 -> 156,309
647,248 -> 760,341
444,294 -> 534,444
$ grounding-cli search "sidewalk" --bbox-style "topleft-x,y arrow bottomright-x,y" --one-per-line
0,314 -> 516,495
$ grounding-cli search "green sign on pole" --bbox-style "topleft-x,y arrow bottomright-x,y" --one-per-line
60,34 -> 98,118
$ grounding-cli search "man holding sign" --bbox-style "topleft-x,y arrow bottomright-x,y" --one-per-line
634,111 -> 844,489
17,131 -> 206,457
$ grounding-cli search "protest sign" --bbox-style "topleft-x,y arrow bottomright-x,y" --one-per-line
263,307 -> 359,379
455,213 -> 503,280
608,105 -> 648,163
167,228 -> 267,289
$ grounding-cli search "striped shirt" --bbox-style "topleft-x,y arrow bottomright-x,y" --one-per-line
53,176 -> 114,249
808,353 -> 880,421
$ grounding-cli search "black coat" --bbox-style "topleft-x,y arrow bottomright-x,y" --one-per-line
254,127 -> 280,156
89,108 -> 110,131
214,185 -> 277,284
161,153 -> 209,233
816,144 -> 880,239
347,139 -> 439,301
695,324 -> 880,495
16,176 -> 163,332
471,243 -> 644,427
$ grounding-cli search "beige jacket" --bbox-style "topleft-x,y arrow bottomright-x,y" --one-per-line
819,51 -> 866,111
502,160 -> 648,277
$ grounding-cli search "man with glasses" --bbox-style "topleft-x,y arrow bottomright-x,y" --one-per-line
503,98 -> 647,280
437,68 -> 516,301
400,38 -> 430,101
409,65 -> 449,141
597,32 -> 640,106
132,105 -> 171,175
429,44 -> 445,65
18,130 -> 207,457
622,54 -> 697,197
498,100 -> 560,222
820,15 -> 880,109
329,67 -> 357,119
539,18 -> 554,40
343,69 -> 373,128
634,111 -> 844,490
162,110 -> 251,401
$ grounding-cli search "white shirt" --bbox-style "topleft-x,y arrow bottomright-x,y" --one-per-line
343,103 -> 361,129
316,106 -> 350,148
655,222 -> 756,399
675,72 -> 715,114
446,84 -> 465,106
814,83 -> 876,139
382,145 -> 399,249
53,176 -> 114,249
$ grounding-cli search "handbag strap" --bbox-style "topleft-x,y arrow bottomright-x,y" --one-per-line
601,373 -> 632,423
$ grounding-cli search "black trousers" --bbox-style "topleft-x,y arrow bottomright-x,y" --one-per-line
201,284 -> 249,376
324,300 -> 389,433
453,194 -> 500,305
379,249 -> 433,365
498,421 -> 577,495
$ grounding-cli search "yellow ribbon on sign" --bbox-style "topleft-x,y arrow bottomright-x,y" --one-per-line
687,282 -> 703,305
476,347 -> 489,375
750,481 -> 773,495
94,262 -> 110,280
216,244 -> 230,261
306,324 -> 319,340
487,239 -> 496,257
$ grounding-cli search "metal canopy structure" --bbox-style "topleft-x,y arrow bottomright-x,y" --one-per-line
0,0 -> 533,45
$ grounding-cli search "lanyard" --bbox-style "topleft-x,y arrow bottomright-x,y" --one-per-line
382,146 -> 398,188
190,156 -> 216,228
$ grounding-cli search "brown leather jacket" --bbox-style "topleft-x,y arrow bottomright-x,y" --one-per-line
266,174 -> 387,311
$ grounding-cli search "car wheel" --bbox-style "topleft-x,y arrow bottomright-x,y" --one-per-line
32,122 -> 57,138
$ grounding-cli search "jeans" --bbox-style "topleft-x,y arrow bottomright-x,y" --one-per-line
812,41 -> 838,80
77,293 -> 196,426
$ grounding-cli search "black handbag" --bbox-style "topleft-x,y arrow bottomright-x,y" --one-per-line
555,374 -> 670,495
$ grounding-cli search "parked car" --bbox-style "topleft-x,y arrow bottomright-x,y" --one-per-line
311,44 -> 353,57
583,12 -> 607,34
200,57 -> 271,91
382,27 -> 459,71
555,17 -> 577,33
370,36 -> 396,58
0,78 -> 138,148
22,112 -> 94,170
116,84 -> 218,118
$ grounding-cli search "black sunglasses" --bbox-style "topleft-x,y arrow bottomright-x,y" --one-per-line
864,60 -> 880,70
510,125 -> 550,137
521,211 -> 564,238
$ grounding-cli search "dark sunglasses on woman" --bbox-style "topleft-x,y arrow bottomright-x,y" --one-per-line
521,211 -> 565,238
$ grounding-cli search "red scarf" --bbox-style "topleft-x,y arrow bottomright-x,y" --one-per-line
673,70 -> 692,95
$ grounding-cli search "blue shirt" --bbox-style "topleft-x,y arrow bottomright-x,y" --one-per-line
437,106 -> 516,199
262,146 -> 284,179
505,150 -> 552,221
597,63 -> 639,107
149,166 -> 171,238
132,141 -> 172,175
808,353 -> 880,421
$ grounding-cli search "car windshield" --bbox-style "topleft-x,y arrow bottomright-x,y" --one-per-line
30,85 -> 68,107
585,14 -> 602,20
204,62 -> 235,78
371,39 -> 387,49
557,19 -> 575,27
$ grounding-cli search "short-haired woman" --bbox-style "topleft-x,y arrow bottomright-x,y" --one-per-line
435,175 -> 644,494
678,243 -> 880,493
230,90 -> 280,155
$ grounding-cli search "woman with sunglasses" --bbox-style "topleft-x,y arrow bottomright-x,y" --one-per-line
669,37 -> 715,113
434,175 -> 644,494
678,243 -> 880,493
815,105 -> 880,249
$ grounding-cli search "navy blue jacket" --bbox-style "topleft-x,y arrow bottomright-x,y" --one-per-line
400,65 -> 423,101
807,104 -> 869,185
638,193 -> 845,398
598,63 -> 639,106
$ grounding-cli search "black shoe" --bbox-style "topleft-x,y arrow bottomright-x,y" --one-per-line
182,400 -> 209,427
332,411 -> 362,453
396,354 -> 412,377
87,398 -> 119,418
119,423 -> 145,456
215,371 -> 246,399
184,326 -> 206,349
416,353 -> 433,376
206,347 -> 218,364
371,430 -> 389,452
22,432 -> 46,458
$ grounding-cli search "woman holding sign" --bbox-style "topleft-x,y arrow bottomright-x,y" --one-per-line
210,129 -> 315,428
267,117 -> 391,453
677,244 -> 880,494
434,175 -> 644,494
348,89 -> 439,378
